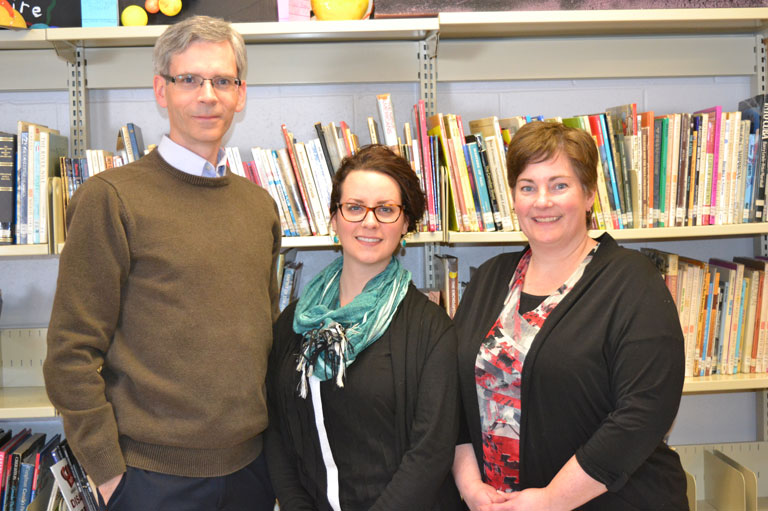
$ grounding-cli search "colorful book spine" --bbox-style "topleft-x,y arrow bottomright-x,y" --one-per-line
0,131 -> 15,244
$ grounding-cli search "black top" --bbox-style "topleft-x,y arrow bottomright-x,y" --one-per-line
322,333 -> 397,508
455,234 -> 688,510
265,284 -> 463,511
519,292 -> 547,314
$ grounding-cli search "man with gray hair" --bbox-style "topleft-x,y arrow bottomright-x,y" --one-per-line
44,15 -> 280,510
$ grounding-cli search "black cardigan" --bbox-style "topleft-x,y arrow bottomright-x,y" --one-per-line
265,285 -> 463,511
454,234 -> 688,510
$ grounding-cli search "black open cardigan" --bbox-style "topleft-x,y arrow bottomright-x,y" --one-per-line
265,284 -> 463,511
454,234 -> 689,510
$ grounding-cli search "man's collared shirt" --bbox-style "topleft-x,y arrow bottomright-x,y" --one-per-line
157,135 -> 228,178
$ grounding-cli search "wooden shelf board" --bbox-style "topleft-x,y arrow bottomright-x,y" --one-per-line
446,224 -> 768,245
45,19 -> 438,48
438,8 -> 768,38
0,245 -> 50,257
0,28 -> 50,49
0,387 -> 55,419
683,373 -> 768,394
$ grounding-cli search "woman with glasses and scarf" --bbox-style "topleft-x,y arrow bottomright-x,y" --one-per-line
265,144 -> 462,511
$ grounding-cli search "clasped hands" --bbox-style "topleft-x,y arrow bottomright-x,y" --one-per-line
463,479 -> 559,511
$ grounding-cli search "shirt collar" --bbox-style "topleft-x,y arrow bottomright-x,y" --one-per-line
157,135 -> 227,177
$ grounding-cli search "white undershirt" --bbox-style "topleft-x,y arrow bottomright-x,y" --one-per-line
309,376 -> 342,511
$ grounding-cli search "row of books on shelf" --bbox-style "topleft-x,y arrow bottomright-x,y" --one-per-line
225,93 -> 446,237
0,428 -> 97,511
429,95 -> 768,234
0,120 -> 147,249
227,92 -> 768,238
642,248 -> 768,379
7,92 -> 768,249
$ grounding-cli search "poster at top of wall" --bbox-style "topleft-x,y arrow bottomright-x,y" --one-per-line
0,0 -> 80,28
117,0 -> 277,25
373,0 -> 768,18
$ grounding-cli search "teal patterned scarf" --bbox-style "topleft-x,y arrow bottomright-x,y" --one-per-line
293,255 -> 411,398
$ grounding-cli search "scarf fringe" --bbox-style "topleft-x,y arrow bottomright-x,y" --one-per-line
296,321 -> 352,398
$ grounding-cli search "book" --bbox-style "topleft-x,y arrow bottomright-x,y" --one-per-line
313,122 -> 336,177
280,125 -> 316,235
274,149 -> 311,236
0,429 -> 31,510
468,134 -> 503,231
695,106 -> 723,225
293,142 -> 328,235
0,131 -> 15,244
428,113 -> 465,232
278,261 -> 303,311
306,138 -> 333,221
48,448 -> 85,511
638,111 -> 656,227
48,177 -> 66,254
465,140 -> 496,231
708,259 -> 742,374
4,432 -> 45,511
434,254 -> 459,318
320,123 -> 343,173
653,116 -> 668,227
444,113 -> 480,231
640,248 -> 679,304
414,99 -> 437,232
376,93 -> 399,150
264,149 -> 300,236
57,443 -> 97,511
588,113 -> 625,228
738,93 -> 768,221
126,123 -> 144,158
37,131 -> 68,245
251,149 -> 291,235
734,257 -> 768,373
678,257 -> 706,377
366,116 -> 380,145
468,116 -> 516,230
28,434 -> 60,507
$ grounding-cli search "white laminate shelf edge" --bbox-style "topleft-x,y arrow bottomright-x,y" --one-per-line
446,223 -> 768,244
437,7 -> 768,38
0,244 -> 51,257
4,224 -> 768,256
42,18 -> 439,48
683,374 -> 768,394
0,387 -> 55,420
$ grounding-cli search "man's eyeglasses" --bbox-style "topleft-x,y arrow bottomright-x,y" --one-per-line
163,73 -> 242,92
337,203 -> 403,223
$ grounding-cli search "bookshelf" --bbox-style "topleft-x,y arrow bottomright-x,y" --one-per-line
3,9 -> 768,507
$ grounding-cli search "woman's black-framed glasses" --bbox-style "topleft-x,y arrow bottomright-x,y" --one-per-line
337,203 -> 403,223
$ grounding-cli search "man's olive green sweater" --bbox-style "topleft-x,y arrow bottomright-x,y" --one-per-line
44,149 -> 282,485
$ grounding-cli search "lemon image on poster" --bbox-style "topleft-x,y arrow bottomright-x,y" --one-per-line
311,0 -> 372,20
159,0 -> 182,16
121,4 -> 148,25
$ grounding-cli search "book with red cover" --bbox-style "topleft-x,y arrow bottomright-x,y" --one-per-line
280,124 -> 316,235
694,106 -> 723,225
414,100 -> 437,232
0,429 -> 30,507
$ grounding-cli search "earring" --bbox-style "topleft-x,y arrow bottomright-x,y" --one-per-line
332,234 -> 339,244
401,238 -> 407,248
